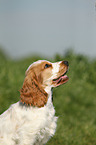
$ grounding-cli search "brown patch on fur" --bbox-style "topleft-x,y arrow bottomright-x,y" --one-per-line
20,63 -> 49,107
57,62 -> 68,78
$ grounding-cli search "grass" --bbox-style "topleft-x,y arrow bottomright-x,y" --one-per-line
0,49 -> 96,145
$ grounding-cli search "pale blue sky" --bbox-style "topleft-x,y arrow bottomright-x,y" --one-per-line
0,0 -> 96,59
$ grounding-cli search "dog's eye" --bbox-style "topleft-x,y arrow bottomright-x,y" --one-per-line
44,64 -> 51,69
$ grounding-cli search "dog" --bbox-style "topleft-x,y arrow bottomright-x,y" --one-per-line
0,60 -> 69,145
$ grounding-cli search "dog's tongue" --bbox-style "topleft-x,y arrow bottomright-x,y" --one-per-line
57,75 -> 68,82
53,74 -> 69,87
59,75 -> 67,81
53,75 -> 68,84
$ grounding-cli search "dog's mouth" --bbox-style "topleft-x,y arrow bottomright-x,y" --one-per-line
52,70 -> 69,87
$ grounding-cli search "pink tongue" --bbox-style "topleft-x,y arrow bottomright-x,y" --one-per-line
58,75 -> 68,82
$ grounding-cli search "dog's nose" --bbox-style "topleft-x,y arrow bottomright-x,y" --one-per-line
63,61 -> 69,66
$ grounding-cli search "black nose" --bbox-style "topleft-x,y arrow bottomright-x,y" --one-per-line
63,61 -> 69,66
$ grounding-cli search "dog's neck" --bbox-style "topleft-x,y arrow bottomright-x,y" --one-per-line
44,86 -> 53,107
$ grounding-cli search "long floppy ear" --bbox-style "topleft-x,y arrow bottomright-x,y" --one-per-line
20,72 -> 48,107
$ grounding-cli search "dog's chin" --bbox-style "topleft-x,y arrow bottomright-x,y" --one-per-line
52,73 -> 69,87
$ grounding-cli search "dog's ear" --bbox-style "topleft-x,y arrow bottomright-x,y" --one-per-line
20,71 -> 48,107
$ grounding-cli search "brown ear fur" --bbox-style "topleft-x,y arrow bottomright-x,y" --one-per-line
20,72 -> 48,107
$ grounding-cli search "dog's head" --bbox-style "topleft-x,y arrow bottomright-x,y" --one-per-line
20,60 -> 69,107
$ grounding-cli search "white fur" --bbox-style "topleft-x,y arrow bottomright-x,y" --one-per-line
0,60 -> 61,145
51,62 -> 60,80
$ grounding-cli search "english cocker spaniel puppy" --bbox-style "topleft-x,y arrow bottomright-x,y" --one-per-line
0,60 -> 69,145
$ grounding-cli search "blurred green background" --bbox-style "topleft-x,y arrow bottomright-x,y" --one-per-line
0,49 -> 96,145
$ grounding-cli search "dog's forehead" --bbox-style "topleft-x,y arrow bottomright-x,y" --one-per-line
26,60 -> 51,72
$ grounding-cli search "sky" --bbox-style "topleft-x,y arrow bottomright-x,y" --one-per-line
0,0 -> 96,59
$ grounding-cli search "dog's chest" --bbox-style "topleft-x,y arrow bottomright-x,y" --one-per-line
33,106 -> 58,143
28,105 -> 56,130
17,103 -> 58,144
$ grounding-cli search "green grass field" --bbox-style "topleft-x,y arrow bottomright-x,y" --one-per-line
0,50 -> 96,145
